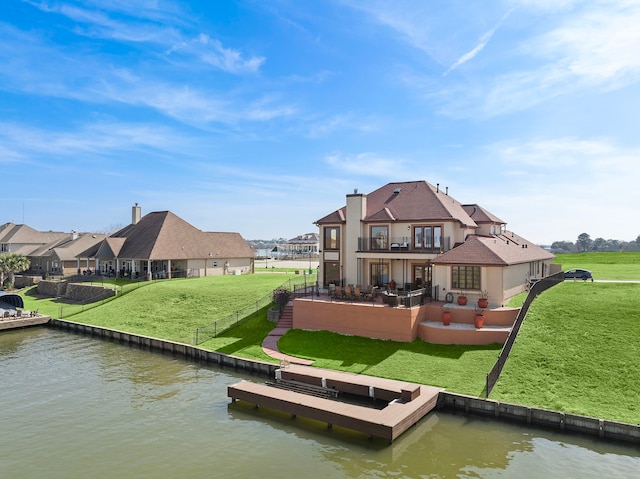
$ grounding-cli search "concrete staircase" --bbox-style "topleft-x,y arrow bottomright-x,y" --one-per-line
277,303 -> 294,329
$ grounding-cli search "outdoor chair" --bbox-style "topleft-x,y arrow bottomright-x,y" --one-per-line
16,310 -> 22,318
344,285 -> 352,300
353,286 -> 362,300
2,311 -> 9,319
334,286 -> 343,300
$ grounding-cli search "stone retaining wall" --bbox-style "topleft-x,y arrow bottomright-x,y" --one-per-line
38,280 -> 67,297
65,284 -> 115,302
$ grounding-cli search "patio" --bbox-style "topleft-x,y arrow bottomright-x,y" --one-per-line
291,290 -> 519,345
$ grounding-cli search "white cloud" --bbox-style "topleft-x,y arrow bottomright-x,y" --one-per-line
482,2 -> 640,115
444,8 -> 513,75
27,0 -> 264,75
167,34 -> 265,74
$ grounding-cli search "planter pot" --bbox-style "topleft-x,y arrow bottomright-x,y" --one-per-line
442,311 -> 452,326
457,296 -> 467,306
477,298 -> 489,309
474,313 -> 485,329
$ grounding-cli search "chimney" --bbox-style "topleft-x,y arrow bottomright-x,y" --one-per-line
71,230 -> 78,240
132,203 -> 141,224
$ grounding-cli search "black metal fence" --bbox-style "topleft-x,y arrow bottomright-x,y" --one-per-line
193,276 -> 311,345
485,271 -> 565,397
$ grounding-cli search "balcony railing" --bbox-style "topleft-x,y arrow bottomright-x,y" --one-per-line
357,236 -> 451,254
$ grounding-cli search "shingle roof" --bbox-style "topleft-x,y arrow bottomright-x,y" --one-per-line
462,204 -> 505,224
0,223 -> 68,245
432,232 -> 554,266
316,180 -> 478,227
288,233 -> 319,244
51,234 -> 108,261
90,211 -> 253,260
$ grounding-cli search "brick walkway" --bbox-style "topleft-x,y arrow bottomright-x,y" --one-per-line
262,302 -> 313,366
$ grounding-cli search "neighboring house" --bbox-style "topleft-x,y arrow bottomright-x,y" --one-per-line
78,205 -> 254,279
0,223 -> 102,277
30,232 -> 109,276
315,180 -> 555,306
0,222 -> 68,256
277,233 -> 320,260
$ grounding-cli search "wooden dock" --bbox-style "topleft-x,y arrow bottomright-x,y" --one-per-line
228,364 -> 442,443
0,315 -> 50,331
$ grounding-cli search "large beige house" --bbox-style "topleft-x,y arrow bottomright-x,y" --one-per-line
315,180 -> 555,307
78,205 -> 254,279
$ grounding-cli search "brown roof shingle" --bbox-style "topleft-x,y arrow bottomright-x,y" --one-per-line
104,211 -> 253,260
432,232 -> 554,266
316,181 -> 477,227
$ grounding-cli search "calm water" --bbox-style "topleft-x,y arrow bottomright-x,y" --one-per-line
1,328 -> 639,479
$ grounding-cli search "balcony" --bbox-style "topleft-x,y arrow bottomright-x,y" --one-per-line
357,236 -> 451,254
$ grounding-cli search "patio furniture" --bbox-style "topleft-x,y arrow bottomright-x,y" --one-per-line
333,286 -> 343,300
353,285 -> 362,300
344,285 -> 352,300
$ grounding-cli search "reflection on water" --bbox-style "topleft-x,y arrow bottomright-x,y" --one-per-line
1,328 -> 639,479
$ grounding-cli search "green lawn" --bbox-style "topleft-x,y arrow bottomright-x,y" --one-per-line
19,274 -> 299,344
491,281 -> 640,424
554,251 -> 640,280
198,309 -> 278,363
278,330 -> 500,396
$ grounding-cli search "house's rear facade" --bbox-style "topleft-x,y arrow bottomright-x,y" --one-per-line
315,180 -> 555,306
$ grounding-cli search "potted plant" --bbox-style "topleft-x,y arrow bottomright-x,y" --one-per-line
441,306 -> 452,326
477,290 -> 489,309
457,290 -> 467,306
474,308 -> 485,329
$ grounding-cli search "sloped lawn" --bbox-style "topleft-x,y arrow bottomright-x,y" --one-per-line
491,282 -> 640,424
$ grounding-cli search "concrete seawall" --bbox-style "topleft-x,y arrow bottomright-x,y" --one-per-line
437,392 -> 640,444
47,319 -> 639,445
49,319 -> 278,377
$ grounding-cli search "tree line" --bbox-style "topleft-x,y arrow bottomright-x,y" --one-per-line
551,233 -> 640,254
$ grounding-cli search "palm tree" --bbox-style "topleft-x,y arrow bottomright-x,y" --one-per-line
0,253 -> 31,289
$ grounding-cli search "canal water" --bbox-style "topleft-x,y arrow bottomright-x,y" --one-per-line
1,328 -> 639,478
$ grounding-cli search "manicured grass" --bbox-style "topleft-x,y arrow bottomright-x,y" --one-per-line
491,282 -> 640,424
278,330 -> 501,396
19,274 -> 298,344
198,310 -> 278,363
553,252 -> 640,280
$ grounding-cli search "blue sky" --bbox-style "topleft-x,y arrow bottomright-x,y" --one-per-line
2,0 -> 639,244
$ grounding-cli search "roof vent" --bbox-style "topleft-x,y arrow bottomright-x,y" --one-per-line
393,188 -> 401,194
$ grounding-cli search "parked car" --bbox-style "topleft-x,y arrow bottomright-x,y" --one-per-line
564,269 -> 594,281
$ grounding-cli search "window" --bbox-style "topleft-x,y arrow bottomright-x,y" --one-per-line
370,263 -> 389,287
324,261 -> 340,285
414,226 -> 442,250
324,227 -> 340,250
371,225 -> 388,250
451,266 -> 480,290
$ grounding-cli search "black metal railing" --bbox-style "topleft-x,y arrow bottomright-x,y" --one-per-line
485,271 -> 565,397
357,236 -> 451,253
